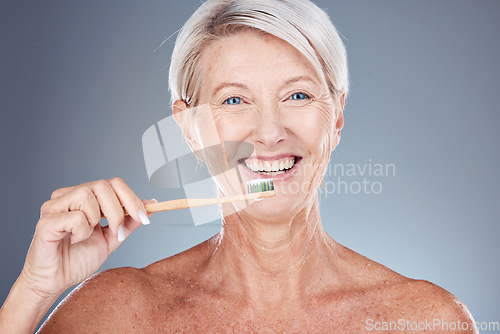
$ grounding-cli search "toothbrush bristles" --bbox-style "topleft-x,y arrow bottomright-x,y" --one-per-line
246,179 -> 275,194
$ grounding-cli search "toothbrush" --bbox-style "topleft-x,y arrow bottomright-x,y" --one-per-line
102,179 -> 276,218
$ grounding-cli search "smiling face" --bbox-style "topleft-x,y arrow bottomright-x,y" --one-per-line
174,30 -> 344,222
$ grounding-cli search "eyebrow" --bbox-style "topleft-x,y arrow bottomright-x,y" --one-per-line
212,82 -> 249,96
281,75 -> 317,87
211,75 -> 317,96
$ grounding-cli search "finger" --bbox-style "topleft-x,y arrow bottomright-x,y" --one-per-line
88,180 -> 125,238
108,177 -> 150,225
50,186 -> 75,200
143,198 -> 157,218
42,186 -> 102,229
37,211 -> 93,244
109,199 -> 156,242
102,199 -> 157,252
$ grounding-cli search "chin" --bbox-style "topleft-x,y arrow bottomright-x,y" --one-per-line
237,192 -> 306,223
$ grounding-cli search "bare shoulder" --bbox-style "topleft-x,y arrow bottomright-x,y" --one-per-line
143,232 -> 218,277
390,279 -> 477,333
334,244 -> 476,333
38,235 -> 218,333
38,267 -> 153,333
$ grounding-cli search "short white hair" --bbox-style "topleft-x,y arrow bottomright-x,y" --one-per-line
169,0 -> 349,107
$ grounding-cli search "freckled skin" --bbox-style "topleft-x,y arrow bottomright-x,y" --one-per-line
39,32 -> 476,333
39,235 -> 475,333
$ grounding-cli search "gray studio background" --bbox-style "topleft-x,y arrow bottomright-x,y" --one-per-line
1,0 -> 499,330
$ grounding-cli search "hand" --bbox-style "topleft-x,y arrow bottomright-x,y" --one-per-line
20,177 -> 152,298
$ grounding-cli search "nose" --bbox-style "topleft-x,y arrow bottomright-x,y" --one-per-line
251,108 -> 286,148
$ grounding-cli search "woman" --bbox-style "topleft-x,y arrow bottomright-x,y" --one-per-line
0,0 -> 476,332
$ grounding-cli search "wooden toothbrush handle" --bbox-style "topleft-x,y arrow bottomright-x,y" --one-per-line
101,190 -> 277,218
144,190 -> 277,214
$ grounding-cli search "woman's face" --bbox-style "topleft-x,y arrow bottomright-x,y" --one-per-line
176,30 -> 344,222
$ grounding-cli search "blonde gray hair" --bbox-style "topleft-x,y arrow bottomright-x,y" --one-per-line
169,0 -> 349,107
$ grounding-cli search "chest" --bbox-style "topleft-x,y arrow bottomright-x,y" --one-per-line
127,294 -> 387,333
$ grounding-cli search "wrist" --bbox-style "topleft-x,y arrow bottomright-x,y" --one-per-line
0,274 -> 63,333
17,270 -> 63,302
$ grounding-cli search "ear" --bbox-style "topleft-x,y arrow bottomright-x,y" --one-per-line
331,92 -> 345,151
172,100 -> 199,153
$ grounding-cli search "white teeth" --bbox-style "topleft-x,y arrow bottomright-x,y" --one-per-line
272,161 -> 279,171
244,157 -> 297,173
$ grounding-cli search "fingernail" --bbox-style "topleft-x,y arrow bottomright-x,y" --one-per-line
117,224 -> 125,242
87,227 -> 94,238
151,198 -> 158,203
137,209 -> 150,225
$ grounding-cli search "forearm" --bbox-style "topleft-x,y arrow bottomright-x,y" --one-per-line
0,275 -> 61,334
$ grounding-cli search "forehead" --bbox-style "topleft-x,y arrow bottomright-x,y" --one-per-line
200,31 -> 320,85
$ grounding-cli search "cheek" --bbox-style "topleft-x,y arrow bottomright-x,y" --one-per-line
213,111 -> 255,142
192,107 -> 254,172
287,105 -> 336,155
191,104 -> 220,146
191,104 -> 252,149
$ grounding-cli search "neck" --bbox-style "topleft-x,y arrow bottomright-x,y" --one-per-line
206,197 -> 339,310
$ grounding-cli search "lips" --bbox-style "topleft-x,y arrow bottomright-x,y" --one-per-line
239,155 -> 301,176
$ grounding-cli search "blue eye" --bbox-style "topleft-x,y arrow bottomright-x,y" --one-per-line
224,97 -> 241,105
290,92 -> 309,100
